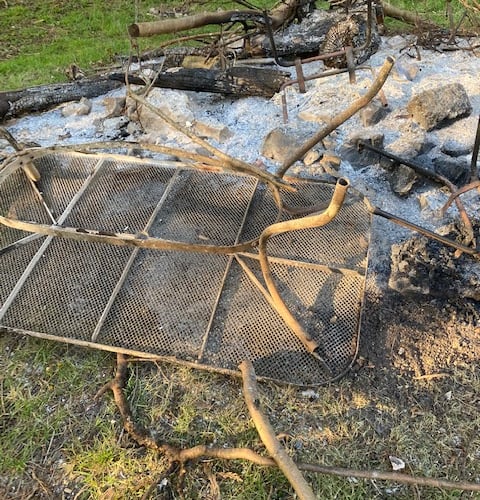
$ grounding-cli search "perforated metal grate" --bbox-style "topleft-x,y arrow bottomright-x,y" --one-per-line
0,148 -> 371,385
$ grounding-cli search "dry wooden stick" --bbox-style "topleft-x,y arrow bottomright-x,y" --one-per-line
278,56 -> 395,177
297,461 -> 480,492
127,91 -> 295,192
239,360 -> 316,500
98,354 -> 480,494
128,0 -> 303,38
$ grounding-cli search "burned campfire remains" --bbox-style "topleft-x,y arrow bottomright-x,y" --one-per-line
1,0 -> 479,497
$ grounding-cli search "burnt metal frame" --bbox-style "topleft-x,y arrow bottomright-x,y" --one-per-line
0,143 -> 359,384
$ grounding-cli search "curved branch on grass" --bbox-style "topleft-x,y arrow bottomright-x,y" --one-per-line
240,360 -> 316,500
98,354 -> 480,495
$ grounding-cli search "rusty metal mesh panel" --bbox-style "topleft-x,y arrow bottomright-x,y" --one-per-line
0,149 -> 371,385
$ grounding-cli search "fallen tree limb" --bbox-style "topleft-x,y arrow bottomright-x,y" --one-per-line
97,354 -> 480,495
128,0 -> 309,38
297,462 -> 480,492
381,2 -> 436,27
240,360 -> 316,500
128,10 -> 265,37
0,77 -> 122,120
95,353 -> 275,466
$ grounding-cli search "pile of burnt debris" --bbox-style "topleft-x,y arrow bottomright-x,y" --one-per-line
1,0 -> 479,302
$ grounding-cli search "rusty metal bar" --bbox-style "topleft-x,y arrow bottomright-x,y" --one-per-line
358,140 -> 476,246
345,46 -> 356,84
294,57 -> 306,93
257,177 -> 349,369
371,207 -> 480,259
470,114 -> 480,181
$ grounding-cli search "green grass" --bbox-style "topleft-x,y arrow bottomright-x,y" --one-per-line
2,0 -> 474,91
0,0 -> 175,90
0,0 -> 277,91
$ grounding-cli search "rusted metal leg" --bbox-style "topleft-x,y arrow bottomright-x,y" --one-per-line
257,178 -> 350,370
470,115 -> 480,182
345,46 -> 356,84
294,58 -> 306,93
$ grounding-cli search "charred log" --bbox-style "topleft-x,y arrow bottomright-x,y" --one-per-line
110,66 -> 291,98
0,77 -> 122,120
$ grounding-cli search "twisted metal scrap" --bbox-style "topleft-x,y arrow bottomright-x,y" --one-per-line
257,177 -> 350,369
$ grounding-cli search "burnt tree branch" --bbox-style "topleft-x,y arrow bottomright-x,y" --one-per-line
0,77 -> 122,120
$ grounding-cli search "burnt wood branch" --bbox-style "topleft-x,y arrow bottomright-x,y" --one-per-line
96,354 -> 480,494
0,77 -> 122,120
110,65 -> 291,98
128,10 -> 265,37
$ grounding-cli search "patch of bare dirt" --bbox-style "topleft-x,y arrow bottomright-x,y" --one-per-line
361,285 -> 480,381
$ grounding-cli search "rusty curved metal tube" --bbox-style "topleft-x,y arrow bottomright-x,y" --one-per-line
257,177 -> 350,368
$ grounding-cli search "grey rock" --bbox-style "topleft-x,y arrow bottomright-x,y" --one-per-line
261,127 -> 306,163
394,60 -> 420,81
433,154 -> 470,185
389,164 -> 417,196
339,132 -> 384,168
360,101 -> 389,127
407,82 -> 472,131
61,97 -> 92,117
440,139 -> 472,158
103,96 -> 126,118
303,149 -> 322,166
320,151 -> 341,170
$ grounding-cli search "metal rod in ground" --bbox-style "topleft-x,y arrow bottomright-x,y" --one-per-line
371,207 -> 480,258
470,115 -> 480,181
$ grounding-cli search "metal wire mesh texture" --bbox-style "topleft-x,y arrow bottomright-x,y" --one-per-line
0,147 -> 371,385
